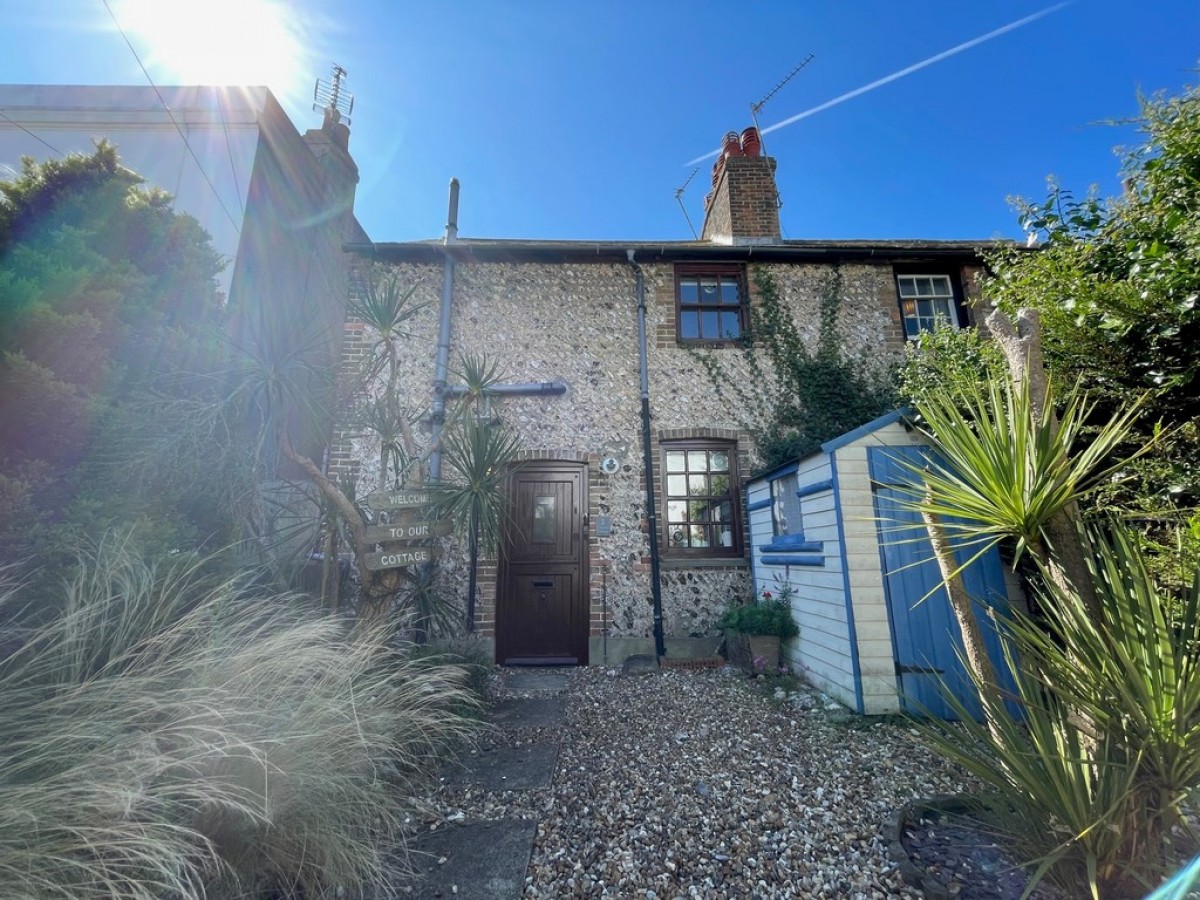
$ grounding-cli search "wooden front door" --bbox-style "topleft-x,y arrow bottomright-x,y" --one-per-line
497,462 -> 588,665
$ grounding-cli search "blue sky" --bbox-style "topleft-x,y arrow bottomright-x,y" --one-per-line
2,1 -> 1198,244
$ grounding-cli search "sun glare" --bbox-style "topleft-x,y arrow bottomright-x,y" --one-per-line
115,0 -> 314,98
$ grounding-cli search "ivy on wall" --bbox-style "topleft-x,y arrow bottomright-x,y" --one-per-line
695,266 -> 897,472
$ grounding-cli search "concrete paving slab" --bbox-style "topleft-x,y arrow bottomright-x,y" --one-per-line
408,819 -> 536,899
505,671 -> 570,693
444,742 -> 558,791
488,696 -> 565,729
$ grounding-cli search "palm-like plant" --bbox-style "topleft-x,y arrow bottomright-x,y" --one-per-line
915,522 -> 1200,897
348,273 -> 429,487
906,373 -> 1145,587
1027,524 -> 1200,838
896,311 -> 1198,896
436,417 -> 523,632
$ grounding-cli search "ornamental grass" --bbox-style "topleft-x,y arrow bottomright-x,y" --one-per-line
0,536 -> 480,899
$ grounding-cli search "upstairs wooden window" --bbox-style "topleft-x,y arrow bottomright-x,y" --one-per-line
675,265 -> 747,344
895,272 -> 969,339
662,440 -> 742,557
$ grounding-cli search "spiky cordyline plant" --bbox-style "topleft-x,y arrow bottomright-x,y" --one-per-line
435,417 -> 523,632
899,373 -> 1147,589
915,522 -> 1200,898
0,535 -> 480,899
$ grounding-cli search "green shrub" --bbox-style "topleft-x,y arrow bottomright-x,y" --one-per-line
718,588 -> 799,639
916,522 -> 1200,897
0,536 -> 480,899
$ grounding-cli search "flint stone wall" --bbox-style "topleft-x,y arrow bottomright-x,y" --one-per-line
331,258 -> 908,649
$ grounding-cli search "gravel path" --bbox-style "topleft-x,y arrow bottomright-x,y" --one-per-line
427,666 -> 975,898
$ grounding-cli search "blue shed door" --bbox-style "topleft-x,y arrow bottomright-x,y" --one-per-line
868,446 -> 1017,720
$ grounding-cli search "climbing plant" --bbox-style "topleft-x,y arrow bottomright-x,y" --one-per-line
695,266 -> 896,472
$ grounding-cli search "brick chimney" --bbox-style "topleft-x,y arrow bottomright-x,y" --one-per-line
700,127 -> 781,244
303,108 -> 358,201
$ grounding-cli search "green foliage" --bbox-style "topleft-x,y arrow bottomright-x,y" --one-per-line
1027,524 -> 1200,837
396,560 -> 464,640
915,522 -> 1200,897
983,81 -> 1200,520
0,537 -> 480,898
347,272 -> 428,343
410,634 -> 496,706
898,320 -> 1006,413
718,587 -> 799,639
696,266 -> 897,472
436,419 -> 523,557
435,414 -> 523,631
0,144 -> 226,567
902,373 -> 1147,568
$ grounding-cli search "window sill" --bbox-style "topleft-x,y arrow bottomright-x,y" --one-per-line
660,556 -> 750,570
676,340 -> 744,349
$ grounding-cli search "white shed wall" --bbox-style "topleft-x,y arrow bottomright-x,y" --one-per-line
832,419 -> 923,714
751,454 -> 858,710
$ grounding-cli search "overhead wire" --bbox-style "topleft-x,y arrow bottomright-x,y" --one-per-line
0,110 -> 64,158
215,91 -> 246,215
100,0 -> 242,235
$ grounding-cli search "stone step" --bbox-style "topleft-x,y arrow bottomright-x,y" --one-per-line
488,696 -> 565,729
443,742 -> 558,792
407,819 -> 537,899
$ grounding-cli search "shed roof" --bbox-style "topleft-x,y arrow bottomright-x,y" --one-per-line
750,408 -> 916,485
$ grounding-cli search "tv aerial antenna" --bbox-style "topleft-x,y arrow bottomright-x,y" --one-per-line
673,53 -> 814,236
750,54 -> 814,160
748,53 -> 814,212
313,64 -> 354,126
673,166 -> 701,239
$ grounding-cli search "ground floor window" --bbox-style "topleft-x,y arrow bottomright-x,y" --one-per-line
661,440 -> 742,556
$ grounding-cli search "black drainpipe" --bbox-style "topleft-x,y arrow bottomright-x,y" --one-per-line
627,250 -> 666,658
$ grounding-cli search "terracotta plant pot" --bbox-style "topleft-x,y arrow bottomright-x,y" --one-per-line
724,631 -> 781,673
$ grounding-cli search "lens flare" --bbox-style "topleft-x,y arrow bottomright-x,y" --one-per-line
114,0 -> 316,101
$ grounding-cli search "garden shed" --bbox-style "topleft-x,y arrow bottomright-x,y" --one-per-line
745,410 -> 1019,718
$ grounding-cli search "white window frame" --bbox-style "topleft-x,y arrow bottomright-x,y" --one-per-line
897,274 -> 958,339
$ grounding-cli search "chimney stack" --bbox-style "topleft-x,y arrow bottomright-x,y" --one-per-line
699,126 -> 781,244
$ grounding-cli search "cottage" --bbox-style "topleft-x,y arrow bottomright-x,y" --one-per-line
332,128 -> 999,673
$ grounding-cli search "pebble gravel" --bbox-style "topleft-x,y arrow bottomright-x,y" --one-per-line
427,666 -> 977,898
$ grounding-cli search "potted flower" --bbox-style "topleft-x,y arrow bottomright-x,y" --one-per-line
719,585 -> 799,673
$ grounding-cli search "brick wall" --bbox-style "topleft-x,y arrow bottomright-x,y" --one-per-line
701,156 -> 782,242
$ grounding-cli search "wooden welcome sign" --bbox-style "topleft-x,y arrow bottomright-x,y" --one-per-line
364,489 -> 431,510
362,490 -> 449,572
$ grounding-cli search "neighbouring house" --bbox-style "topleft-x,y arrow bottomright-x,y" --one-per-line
0,83 -> 364,466
332,127 -> 1005,675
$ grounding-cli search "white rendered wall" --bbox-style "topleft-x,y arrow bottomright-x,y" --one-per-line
0,85 -> 264,297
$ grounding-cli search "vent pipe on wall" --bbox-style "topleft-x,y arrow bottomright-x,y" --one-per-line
443,382 -> 568,399
428,178 -> 460,483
